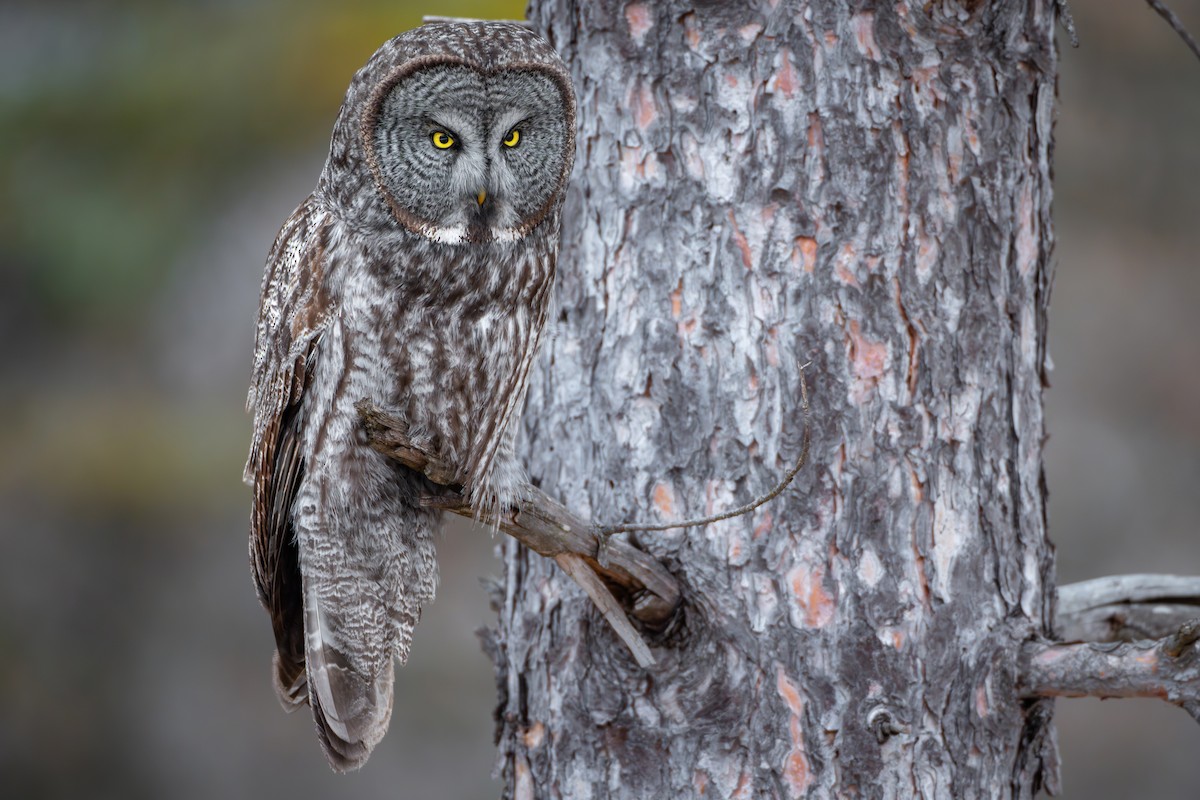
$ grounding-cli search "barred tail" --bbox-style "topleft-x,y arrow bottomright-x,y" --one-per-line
302,580 -> 396,772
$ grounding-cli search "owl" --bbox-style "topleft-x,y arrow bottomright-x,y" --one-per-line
243,21 -> 575,771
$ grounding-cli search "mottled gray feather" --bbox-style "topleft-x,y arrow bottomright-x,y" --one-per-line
245,20 -> 574,771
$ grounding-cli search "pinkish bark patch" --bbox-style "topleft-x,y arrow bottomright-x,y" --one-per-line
728,211 -> 754,269
776,666 -> 814,797
654,482 -> 675,517
771,46 -> 798,100
849,320 -> 888,402
851,12 -> 882,60
628,81 -> 658,131
625,2 -> 653,45
787,564 -> 836,628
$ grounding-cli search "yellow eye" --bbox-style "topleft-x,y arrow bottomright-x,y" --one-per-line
431,131 -> 455,149
503,129 -> 520,147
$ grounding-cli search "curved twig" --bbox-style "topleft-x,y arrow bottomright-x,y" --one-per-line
599,363 -> 811,536
1145,0 -> 1200,63
1055,0 -> 1080,48
357,364 -> 812,664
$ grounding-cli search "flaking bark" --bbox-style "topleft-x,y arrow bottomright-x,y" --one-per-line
491,1 -> 1060,797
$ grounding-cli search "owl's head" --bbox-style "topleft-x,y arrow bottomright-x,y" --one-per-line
347,22 -> 575,246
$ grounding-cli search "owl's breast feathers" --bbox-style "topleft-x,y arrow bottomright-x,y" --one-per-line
248,195 -> 558,506
339,222 -> 558,509
246,193 -> 558,771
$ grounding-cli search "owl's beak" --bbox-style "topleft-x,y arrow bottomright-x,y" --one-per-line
476,190 -> 487,206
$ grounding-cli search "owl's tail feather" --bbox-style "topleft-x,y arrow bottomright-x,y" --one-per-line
309,654 -> 394,771
303,585 -> 395,772
272,650 -> 308,711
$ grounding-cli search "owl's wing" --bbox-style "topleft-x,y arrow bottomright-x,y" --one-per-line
245,196 -> 333,710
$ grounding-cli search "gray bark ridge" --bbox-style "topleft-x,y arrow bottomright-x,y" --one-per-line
492,2 -> 1060,797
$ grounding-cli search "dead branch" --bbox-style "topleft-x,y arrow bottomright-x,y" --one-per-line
356,364 -> 813,663
553,553 -> 655,667
1145,0 -> 1200,64
355,399 -> 682,665
1021,622 -> 1200,722
1055,0 -> 1080,48
1058,574 -> 1200,642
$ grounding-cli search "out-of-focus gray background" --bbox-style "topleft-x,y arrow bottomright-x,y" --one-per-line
1048,3 -> 1200,797
0,2 -> 1196,798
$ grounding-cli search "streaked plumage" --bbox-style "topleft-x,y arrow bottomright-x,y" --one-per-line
244,21 -> 575,770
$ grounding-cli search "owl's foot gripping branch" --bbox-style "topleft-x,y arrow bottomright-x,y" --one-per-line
356,367 -> 813,669
355,399 -> 682,668
356,366 -> 812,669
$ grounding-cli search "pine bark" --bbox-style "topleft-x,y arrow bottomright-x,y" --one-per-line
490,1 -> 1060,797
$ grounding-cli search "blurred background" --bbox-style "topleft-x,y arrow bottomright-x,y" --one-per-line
0,1 -> 1196,798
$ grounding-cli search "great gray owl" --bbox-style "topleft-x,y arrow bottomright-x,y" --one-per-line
243,21 -> 575,771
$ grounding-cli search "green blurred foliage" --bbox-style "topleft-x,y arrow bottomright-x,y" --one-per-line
0,0 -> 525,326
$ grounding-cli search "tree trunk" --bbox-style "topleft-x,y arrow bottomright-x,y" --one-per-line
490,1 -> 1060,796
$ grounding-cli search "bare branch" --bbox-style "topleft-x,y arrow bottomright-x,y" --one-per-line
600,363 -> 811,536
554,553 -> 655,667
356,399 -> 682,664
1021,623 -> 1200,723
355,362 -> 812,661
1057,574 -> 1200,641
1055,0 -> 1080,48
1145,0 -> 1200,63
